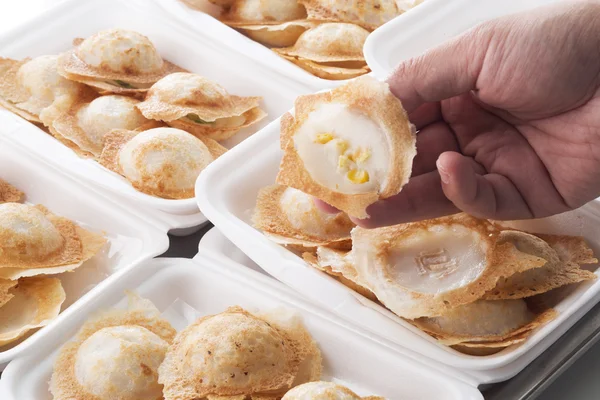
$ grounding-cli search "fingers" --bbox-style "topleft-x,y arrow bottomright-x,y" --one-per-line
412,121 -> 459,176
386,26 -> 491,113
408,102 -> 442,130
313,198 -> 340,214
437,151 -> 534,220
352,171 -> 459,228
442,93 -> 571,217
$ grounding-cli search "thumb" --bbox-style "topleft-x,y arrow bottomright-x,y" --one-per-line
385,24 -> 491,113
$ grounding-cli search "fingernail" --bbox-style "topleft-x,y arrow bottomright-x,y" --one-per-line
437,160 -> 450,184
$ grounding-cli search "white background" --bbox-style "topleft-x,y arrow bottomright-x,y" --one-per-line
0,0 -> 598,398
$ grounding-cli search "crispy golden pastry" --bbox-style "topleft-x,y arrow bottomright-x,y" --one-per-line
257,307 -> 322,387
137,72 -> 266,141
222,0 -> 307,25
350,214 -> 559,319
253,184 -> 355,248
52,95 -> 154,157
57,29 -> 184,95
99,127 -> 227,199
299,0 -> 401,30
483,230 -> 597,300
274,23 -> 371,79
303,247 -> 377,301
412,300 -> 544,346
0,203 -> 106,280
0,276 -> 65,346
210,0 -> 312,47
279,54 -> 371,80
239,21 -> 315,48
0,179 -> 24,203
0,55 -> 95,126
536,234 -> 598,265
283,381 -> 384,399
277,76 -> 416,219
464,308 -> 559,349
50,293 -> 176,400
0,279 -> 18,308
275,22 -> 368,61
158,306 -> 322,400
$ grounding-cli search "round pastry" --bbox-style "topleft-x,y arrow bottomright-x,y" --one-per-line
99,127 -> 227,199
57,29 -> 184,95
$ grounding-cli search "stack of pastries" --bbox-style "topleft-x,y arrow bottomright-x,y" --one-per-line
0,28 -> 266,199
0,179 -> 106,349
253,76 -> 599,355
50,293 -> 384,399
182,0 -> 426,80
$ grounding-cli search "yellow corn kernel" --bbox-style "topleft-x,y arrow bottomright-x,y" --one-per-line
347,169 -> 370,184
354,148 -> 371,164
335,140 -> 349,154
314,133 -> 334,144
338,154 -> 352,169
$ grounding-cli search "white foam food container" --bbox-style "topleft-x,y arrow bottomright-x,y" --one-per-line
152,0 -> 374,91
195,114 -> 600,385
0,0 -> 315,232
198,224 -> 268,276
364,0 -> 562,79
0,135 -> 176,368
0,251 -> 483,399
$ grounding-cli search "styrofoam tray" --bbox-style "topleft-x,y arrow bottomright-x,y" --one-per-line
198,226 -> 268,276
0,254 -> 483,399
0,0 -> 314,229
192,228 -> 600,400
364,0 -> 562,79
195,115 -> 600,384
0,136 -> 170,368
153,0 -> 364,91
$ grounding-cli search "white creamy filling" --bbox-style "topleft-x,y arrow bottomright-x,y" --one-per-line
283,381 -> 360,400
279,187 -> 341,236
74,326 -> 167,399
236,0 -> 306,21
17,55 -> 80,113
77,96 -> 147,149
0,203 -> 63,258
388,225 -> 486,294
78,29 -> 163,73
153,72 -> 229,104
118,128 -> 213,191
294,103 -> 388,194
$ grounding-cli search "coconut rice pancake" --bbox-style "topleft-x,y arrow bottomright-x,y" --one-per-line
137,72 -> 266,142
52,94 -> 155,157
274,23 -> 371,79
253,184 -> 355,249
158,306 -> 322,400
0,203 -> 106,280
50,293 -> 176,400
99,127 -> 227,199
0,276 -> 65,346
57,29 -> 184,95
0,55 -> 95,126
276,76 -> 416,219
282,381 -> 384,399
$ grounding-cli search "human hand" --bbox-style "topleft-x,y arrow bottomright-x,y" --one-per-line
317,0 -> 600,228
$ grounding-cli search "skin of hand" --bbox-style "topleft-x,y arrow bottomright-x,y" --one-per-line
317,0 -> 600,228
